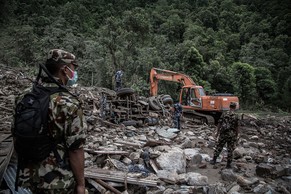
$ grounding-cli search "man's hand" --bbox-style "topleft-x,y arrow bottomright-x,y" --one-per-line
75,185 -> 85,194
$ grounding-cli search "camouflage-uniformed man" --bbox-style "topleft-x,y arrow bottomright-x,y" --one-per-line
115,70 -> 123,91
16,49 -> 87,194
173,101 -> 183,129
210,102 -> 239,168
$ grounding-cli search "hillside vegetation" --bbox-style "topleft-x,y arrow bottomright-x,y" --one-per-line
0,0 -> 290,111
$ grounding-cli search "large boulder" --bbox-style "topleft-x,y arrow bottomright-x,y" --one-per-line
156,147 -> 186,173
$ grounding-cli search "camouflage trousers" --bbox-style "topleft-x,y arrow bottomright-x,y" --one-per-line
213,134 -> 236,164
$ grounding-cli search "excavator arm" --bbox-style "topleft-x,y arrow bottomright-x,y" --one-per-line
150,68 -> 196,96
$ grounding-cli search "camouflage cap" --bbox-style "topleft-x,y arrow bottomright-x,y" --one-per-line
46,49 -> 77,66
230,102 -> 237,108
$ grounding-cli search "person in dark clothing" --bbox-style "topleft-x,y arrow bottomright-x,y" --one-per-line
172,101 -> 183,129
210,102 -> 239,168
115,70 -> 123,91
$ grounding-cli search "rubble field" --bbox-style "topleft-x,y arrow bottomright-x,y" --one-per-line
0,66 -> 290,194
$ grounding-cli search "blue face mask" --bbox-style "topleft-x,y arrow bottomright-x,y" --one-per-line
66,67 -> 78,86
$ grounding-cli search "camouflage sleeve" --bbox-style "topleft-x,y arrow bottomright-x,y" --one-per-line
51,92 -> 87,150
65,97 -> 87,150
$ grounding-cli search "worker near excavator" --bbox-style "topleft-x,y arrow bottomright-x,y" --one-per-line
210,102 -> 239,168
172,101 -> 183,129
115,70 -> 123,91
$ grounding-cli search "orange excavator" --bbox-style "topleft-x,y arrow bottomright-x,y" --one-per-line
150,68 -> 239,124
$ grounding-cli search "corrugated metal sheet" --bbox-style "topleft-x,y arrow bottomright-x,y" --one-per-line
3,163 -> 31,194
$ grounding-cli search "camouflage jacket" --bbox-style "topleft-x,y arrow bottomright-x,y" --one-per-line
218,110 -> 239,136
17,84 -> 87,190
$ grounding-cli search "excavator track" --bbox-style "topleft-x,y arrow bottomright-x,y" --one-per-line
182,110 -> 215,125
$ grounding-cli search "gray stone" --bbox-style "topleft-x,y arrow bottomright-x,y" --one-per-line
156,147 -> 186,173
156,127 -> 177,139
156,170 -> 178,184
186,172 -> 208,186
208,183 -> 226,194
180,138 -> 194,149
233,147 -> 246,159
256,163 -> 274,178
191,154 -> 203,164
236,175 -> 259,187
256,163 -> 286,178
221,169 -> 237,182
227,184 -> 240,194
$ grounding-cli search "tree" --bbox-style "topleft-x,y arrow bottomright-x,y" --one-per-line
254,67 -> 277,104
230,62 -> 257,107
282,76 -> 291,112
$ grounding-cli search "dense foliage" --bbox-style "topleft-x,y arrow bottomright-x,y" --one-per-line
0,0 -> 290,110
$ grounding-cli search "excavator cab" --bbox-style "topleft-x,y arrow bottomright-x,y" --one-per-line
180,86 -> 205,108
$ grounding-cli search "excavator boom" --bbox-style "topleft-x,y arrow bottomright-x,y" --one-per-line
150,68 -> 196,96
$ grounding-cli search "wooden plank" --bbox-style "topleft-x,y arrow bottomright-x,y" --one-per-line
87,178 -> 107,194
95,179 -> 122,194
84,149 -> 129,156
85,168 -> 157,187
149,159 -> 159,174
114,140 -> 143,148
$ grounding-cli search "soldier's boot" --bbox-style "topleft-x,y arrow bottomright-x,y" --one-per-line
226,161 -> 232,168
209,156 -> 217,165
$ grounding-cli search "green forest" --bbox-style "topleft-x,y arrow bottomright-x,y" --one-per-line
0,0 -> 290,111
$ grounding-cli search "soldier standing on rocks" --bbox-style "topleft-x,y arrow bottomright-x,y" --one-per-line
210,102 -> 239,168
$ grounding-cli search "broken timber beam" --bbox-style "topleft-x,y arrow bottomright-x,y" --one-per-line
95,179 -> 122,194
85,168 -> 157,187
84,149 -> 129,156
95,117 -> 121,127
86,178 -> 107,194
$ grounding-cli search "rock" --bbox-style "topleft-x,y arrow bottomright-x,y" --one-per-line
156,170 -> 178,184
167,128 -> 180,133
198,163 -> 207,169
221,169 -> 237,182
256,163 -> 286,178
163,188 -> 174,194
250,135 -> 259,140
191,154 -> 203,165
227,184 -> 241,194
243,155 -> 252,161
249,142 -> 258,148
253,184 -> 276,194
233,147 -> 246,159
129,152 -> 141,163
185,172 -> 208,186
156,127 -> 177,139
184,148 -> 201,159
208,183 -> 226,194
253,154 -> 265,163
156,147 -> 187,173
180,138 -> 194,149
236,175 -> 259,187
256,163 -> 274,178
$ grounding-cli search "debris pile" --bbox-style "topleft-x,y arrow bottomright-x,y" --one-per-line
0,67 -> 290,194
